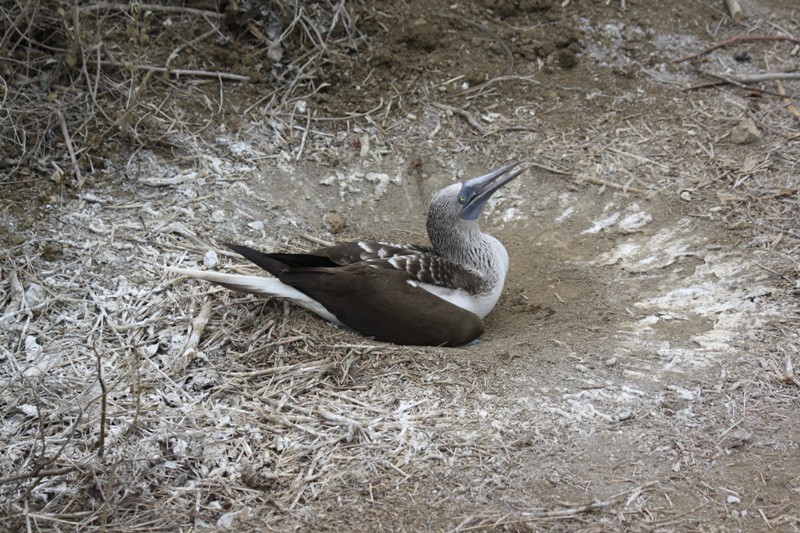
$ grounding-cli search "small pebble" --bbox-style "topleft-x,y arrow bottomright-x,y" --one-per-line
680,190 -> 692,201
20,404 -> 39,417
557,49 -> 578,69
604,357 -> 617,366
24,283 -> 46,308
616,410 -> 633,422
24,335 -> 42,358
203,250 -> 219,268
216,511 -> 236,529
727,495 -> 741,504
248,220 -> 264,231
323,213 -> 345,234
241,464 -> 261,489
730,117 -> 761,144
41,242 -> 63,261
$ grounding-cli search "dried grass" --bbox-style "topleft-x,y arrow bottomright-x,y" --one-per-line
0,225 -> 452,530
0,0 -> 365,188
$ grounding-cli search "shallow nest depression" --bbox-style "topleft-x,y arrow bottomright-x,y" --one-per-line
2,0 -> 800,531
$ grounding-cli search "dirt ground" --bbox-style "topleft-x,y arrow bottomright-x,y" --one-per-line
2,0 -> 800,531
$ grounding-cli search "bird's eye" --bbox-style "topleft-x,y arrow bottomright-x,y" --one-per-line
459,193 -> 467,204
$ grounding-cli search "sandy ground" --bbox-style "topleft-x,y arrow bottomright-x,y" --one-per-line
2,0 -> 799,531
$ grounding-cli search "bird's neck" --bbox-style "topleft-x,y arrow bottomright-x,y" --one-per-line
430,222 -> 509,283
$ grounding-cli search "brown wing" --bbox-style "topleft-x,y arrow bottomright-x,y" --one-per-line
224,243 -> 486,345
278,265 -> 484,347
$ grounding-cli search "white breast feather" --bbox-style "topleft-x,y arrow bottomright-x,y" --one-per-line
412,282 -> 504,318
406,234 -> 509,318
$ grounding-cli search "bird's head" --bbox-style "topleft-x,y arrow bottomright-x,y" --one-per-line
455,161 -> 524,221
429,161 -> 524,226
427,161 -> 524,266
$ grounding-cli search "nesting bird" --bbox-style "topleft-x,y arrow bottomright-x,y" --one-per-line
170,162 -> 525,346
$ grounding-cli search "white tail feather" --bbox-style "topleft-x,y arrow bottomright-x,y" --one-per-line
167,267 -> 341,325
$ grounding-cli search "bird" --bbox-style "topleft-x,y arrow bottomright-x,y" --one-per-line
169,161 -> 525,347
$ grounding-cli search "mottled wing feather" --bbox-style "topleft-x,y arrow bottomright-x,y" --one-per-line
228,242 -> 484,294
382,254 -> 485,294
312,241 -> 433,265
226,242 -> 424,273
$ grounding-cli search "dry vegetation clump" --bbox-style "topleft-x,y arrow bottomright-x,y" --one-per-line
0,2 -> 383,531
0,0 -> 365,189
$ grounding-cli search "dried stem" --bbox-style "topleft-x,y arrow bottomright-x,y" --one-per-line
673,35 -> 800,63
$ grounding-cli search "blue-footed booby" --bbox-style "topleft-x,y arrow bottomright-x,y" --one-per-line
170,162 -> 525,347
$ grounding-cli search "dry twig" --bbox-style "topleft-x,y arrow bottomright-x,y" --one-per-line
459,481 -> 662,529
94,60 -> 251,82
713,71 -> 800,84
673,35 -> 800,63
775,79 -> 800,119
93,345 -> 108,458
78,2 -> 224,18
56,109 -> 84,190
432,102 -> 489,135
771,351 -> 800,386
724,0 -> 744,22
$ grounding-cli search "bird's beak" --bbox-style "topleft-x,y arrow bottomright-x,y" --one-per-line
459,161 -> 524,221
